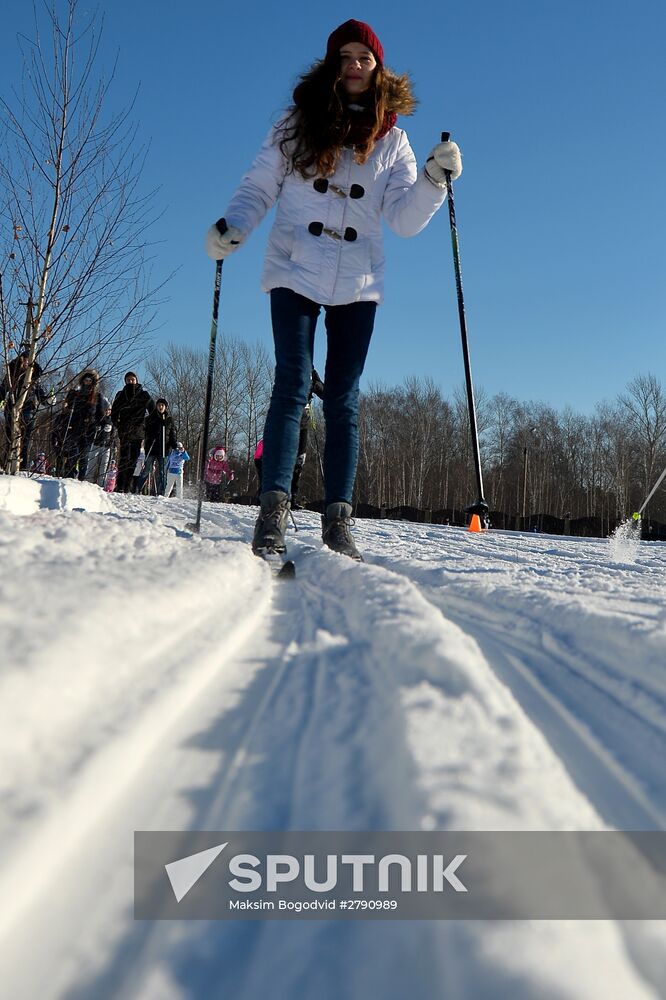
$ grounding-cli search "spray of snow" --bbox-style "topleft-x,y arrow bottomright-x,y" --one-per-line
608,518 -> 641,563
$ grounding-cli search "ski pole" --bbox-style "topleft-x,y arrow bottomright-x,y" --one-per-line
310,413 -> 325,482
632,462 -> 666,522
440,131 -> 489,526
187,219 -> 237,533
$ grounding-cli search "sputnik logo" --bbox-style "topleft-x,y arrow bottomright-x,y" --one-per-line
165,842 -> 228,902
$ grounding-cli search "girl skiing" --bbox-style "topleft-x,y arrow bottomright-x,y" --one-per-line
206,18 -> 461,560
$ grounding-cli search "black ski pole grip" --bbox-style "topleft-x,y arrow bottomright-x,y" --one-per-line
215,216 -> 240,247
441,131 -> 450,142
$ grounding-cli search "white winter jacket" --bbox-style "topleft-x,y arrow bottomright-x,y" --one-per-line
224,125 -> 448,306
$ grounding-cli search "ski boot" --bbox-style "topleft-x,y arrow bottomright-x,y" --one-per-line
321,502 -> 362,561
252,490 -> 290,555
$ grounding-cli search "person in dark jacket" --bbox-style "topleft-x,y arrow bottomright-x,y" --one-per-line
110,371 -> 155,493
56,369 -> 109,480
138,397 -> 177,495
254,369 -> 324,507
0,351 -> 48,470
290,368 -> 324,508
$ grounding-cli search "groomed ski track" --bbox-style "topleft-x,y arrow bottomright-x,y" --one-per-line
1,489 -> 665,1000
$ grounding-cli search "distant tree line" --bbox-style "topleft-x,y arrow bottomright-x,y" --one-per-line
13,330 -> 665,532
355,373 -> 666,530
121,343 -> 666,529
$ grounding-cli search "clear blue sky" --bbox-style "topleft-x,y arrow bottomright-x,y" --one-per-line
2,1 -> 665,413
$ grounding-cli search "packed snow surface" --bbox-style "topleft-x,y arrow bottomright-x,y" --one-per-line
1,474 -> 665,1000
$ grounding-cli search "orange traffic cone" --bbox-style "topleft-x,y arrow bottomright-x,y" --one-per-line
467,514 -> 485,533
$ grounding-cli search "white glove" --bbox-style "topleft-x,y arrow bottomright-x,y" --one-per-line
424,140 -> 463,187
205,220 -> 245,261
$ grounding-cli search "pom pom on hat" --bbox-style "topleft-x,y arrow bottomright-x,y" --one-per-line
326,19 -> 384,66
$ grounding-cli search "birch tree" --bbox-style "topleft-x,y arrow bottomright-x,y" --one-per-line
1,0 -> 162,472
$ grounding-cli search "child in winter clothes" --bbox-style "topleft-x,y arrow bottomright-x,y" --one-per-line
253,439 -> 264,501
204,446 -> 234,502
85,404 -> 114,486
205,18 -> 460,561
164,443 -> 190,499
30,452 -> 49,475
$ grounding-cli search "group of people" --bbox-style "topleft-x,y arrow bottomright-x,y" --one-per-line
105,371 -> 190,497
1,361 -> 192,498
109,374 -> 189,497
2,348 -> 325,511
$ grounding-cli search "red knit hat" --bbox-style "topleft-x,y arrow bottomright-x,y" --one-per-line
326,19 -> 384,66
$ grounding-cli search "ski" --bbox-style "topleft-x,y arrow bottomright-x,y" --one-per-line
255,550 -> 296,580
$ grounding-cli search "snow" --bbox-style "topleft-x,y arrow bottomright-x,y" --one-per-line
1,472 -> 665,1000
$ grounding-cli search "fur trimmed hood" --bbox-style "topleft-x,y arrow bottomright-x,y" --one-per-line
78,368 -> 100,386
383,69 -> 417,119
344,69 -> 417,140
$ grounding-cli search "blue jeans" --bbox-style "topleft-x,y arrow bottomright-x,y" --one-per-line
262,287 -> 376,505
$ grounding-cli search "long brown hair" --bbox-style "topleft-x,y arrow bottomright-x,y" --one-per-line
77,369 -> 99,405
277,58 -> 416,179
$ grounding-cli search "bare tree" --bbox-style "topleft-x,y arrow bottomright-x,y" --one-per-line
237,340 -> 273,492
0,0 -> 164,472
145,337 -> 273,486
620,374 -> 666,503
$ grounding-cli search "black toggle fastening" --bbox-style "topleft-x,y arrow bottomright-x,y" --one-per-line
308,222 -> 358,242
312,179 -> 365,199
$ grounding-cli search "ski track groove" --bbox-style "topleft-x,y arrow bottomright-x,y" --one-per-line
1,590 -> 268,898
366,548 -> 666,833
103,551 -> 446,1000
363,548 -> 666,1000
438,589 -> 666,830
204,553 -> 463,1000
